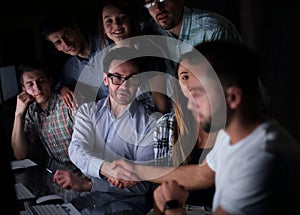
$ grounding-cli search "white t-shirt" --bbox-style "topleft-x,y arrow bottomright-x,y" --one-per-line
206,120 -> 300,214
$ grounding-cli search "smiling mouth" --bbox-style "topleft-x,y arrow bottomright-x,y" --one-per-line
65,44 -> 76,52
113,30 -> 124,35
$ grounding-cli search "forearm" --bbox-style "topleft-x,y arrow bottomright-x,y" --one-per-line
11,114 -> 29,160
69,141 -> 104,178
135,163 -> 214,190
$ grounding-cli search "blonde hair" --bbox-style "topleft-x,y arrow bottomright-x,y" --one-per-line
171,85 -> 200,166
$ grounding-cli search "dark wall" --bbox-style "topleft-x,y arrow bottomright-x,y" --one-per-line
0,0 -> 296,144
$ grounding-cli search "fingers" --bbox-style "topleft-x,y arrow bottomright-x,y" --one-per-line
108,178 -> 124,189
102,161 -> 138,181
19,92 -> 34,103
15,92 -> 34,116
53,170 -> 73,189
153,180 -> 189,212
112,159 -> 136,176
60,87 -> 77,110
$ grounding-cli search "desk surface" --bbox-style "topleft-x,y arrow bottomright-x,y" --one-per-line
13,158 -> 81,202
12,158 -> 152,215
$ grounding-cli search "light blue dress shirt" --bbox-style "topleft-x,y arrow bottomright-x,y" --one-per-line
69,97 -> 157,194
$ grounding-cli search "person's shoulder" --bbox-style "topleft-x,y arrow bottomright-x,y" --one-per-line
157,112 -> 175,123
215,129 -> 230,145
63,55 -> 79,67
155,112 -> 175,127
54,94 -> 70,110
264,120 -> 300,146
188,7 -> 236,27
78,100 -> 99,111
88,34 -> 102,51
189,7 -> 228,20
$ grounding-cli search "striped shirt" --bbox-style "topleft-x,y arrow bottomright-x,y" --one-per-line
153,112 -> 175,166
24,94 -> 74,162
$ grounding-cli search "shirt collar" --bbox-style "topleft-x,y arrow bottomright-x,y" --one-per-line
33,93 -> 58,115
103,96 -> 138,118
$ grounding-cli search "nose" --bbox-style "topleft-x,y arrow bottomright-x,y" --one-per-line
114,18 -> 122,26
61,36 -> 72,47
29,82 -> 41,93
120,79 -> 131,88
56,40 -> 68,51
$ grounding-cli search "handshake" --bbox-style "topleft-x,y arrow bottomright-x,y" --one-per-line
52,159 -> 176,191
101,159 -> 141,189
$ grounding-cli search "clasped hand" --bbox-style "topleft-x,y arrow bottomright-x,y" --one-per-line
103,160 -> 140,189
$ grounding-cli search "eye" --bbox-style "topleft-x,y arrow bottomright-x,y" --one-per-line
119,14 -> 128,20
114,76 -> 123,81
104,18 -> 113,25
181,74 -> 189,81
54,40 -> 62,47
63,30 -> 71,37
37,78 -> 46,84
26,82 -> 34,87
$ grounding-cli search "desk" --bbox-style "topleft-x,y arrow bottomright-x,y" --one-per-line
13,158 -> 153,215
13,157 -> 86,213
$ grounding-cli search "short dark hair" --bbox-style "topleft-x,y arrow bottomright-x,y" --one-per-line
40,14 -> 77,40
103,47 -> 141,73
18,59 -> 50,86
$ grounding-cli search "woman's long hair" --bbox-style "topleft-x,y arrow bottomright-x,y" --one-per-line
171,81 -> 201,166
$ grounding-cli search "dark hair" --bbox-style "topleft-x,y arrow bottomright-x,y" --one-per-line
18,59 -> 50,86
103,47 -> 141,73
98,0 -> 141,48
40,14 -> 78,40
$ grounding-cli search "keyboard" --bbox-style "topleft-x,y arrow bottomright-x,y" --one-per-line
15,183 -> 35,200
27,204 -> 69,215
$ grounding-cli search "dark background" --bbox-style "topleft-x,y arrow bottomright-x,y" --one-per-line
0,0 -> 295,157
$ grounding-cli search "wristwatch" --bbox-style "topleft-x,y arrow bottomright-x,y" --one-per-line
162,200 -> 182,214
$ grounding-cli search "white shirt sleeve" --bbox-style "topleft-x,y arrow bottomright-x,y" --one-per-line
206,129 -> 230,171
68,102 -> 105,178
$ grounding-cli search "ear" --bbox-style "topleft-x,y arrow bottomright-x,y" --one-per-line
225,86 -> 242,110
103,73 -> 109,86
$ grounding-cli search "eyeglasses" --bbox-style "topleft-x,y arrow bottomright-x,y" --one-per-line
107,73 -> 139,85
144,0 -> 166,9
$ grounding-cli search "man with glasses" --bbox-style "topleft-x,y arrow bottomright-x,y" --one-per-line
140,0 -> 245,116
61,47 -> 158,214
141,0 -> 242,62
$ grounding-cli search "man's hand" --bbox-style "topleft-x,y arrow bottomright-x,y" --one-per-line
15,92 -> 34,117
53,170 -> 92,192
112,159 -> 136,173
107,177 -> 138,189
154,180 -> 189,213
60,87 -> 78,110
101,161 -> 140,188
